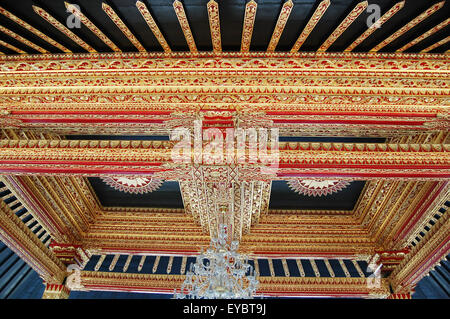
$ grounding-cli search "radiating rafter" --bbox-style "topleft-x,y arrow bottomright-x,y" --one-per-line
0,39 -> 26,54
397,18 -> 450,52
207,0 -> 221,53
0,24 -> 48,53
421,36 -> 450,53
32,5 -> 96,53
291,0 -> 330,53
267,0 -> 293,52
318,1 -> 368,52
136,0 -> 171,53
102,2 -> 146,52
345,1 -> 405,52
370,1 -> 445,52
173,0 -> 197,52
241,0 -> 257,52
0,6 -> 71,53
65,2 -> 120,52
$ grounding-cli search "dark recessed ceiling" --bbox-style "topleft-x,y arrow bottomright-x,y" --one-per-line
0,0 -> 448,54
88,178 -> 184,208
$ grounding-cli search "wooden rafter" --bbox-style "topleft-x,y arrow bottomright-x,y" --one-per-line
0,6 -> 71,53
241,0 -> 257,52
136,0 -> 171,53
267,0 -> 293,52
397,18 -> 450,52
370,1 -> 445,52
0,24 -> 48,53
291,0 -> 330,53
318,1 -> 368,52
102,2 -> 145,52
32,5 -> 96,53
0,38 -> 25,54
345,1 -> 405,52
173,0 -> 197,53
65,2 -> 121,52
421,36 -> 450,53
207,0 -> 221,53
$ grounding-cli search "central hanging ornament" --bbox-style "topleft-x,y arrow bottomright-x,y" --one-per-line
100,177 -> 163,194
174,224 -> 259,299
287,180 -> 350,197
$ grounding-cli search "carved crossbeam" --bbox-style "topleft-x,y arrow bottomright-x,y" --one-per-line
0,139 -> 448,180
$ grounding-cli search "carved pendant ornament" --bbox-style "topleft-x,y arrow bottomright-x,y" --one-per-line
287,180 -> 350,197
101,177 -> 163,194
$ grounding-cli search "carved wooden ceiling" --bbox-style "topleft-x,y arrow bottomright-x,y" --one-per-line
0,0 -> 449,299
0,0 -> 448,55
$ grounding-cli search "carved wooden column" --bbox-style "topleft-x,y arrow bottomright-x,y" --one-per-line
42,283 -> 70,299
0,199 -> 67,286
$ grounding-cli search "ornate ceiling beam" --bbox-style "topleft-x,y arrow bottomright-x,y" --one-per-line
207,0 -> 221,53
136,1 -> 171,53
101,2 -> 145,52
32,5 -> 96,53
291,0 -> 330,53
370,1 -> 445,53
0,6 -> 71,53
345,1 -> 405,52
241,0 -> 257,52
318,1 -> 368,52
172,0 -> 197,53
0,139 -> 448,180
77,271 -> 390,298
65,2 -> 121,53
267,0 -> 293,52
